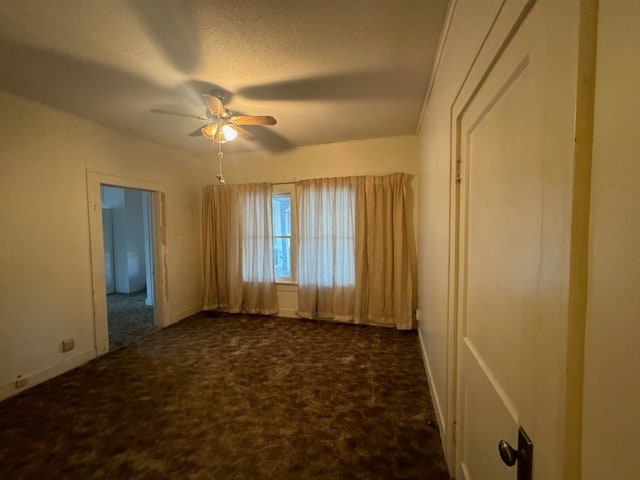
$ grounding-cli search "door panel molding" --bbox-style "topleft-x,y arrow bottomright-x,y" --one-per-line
464,337 -> 518,421
444,0 -> 538,471
465,55 -> 529,137
457,31 -> 541,476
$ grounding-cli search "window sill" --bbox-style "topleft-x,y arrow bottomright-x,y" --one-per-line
276,282 -> 298,293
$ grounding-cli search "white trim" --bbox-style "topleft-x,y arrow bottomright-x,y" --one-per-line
416,0 -> 459,135
418,328 -> 448,460
272,183 -> 297,284
171,305 -> 203,324
276,283 -> 298,292
0,348 -> 96,402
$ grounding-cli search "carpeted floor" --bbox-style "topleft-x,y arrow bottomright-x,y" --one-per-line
0,312 -> 449,479
107,291 -> 156,350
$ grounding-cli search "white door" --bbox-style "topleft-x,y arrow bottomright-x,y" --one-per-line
142,191 -> 155,307
454,0 -> 585,478
102,207 -> 116,294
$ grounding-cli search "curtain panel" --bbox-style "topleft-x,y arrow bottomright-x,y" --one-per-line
296,173 -> 412,329
297,177 -> 357,321
202,183 -> 278,315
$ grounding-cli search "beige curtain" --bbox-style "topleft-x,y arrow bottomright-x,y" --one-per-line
202,183 -> 278,314
297,173 -> 412,329
297,177 -> 357,321
354,173 -> 412,329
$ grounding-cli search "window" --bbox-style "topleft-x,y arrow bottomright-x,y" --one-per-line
272,184 -> 297,283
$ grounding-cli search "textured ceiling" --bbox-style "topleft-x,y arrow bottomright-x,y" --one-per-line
0,0 -> 448,155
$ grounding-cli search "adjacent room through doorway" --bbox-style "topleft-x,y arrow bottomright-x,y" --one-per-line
101,185 -> 156,350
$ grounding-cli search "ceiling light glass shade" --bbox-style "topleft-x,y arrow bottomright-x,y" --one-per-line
221,124 -> 238,141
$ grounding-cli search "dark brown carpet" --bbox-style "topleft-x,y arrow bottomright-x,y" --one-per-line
107,291 -> 156,350
0,312 -> 449,479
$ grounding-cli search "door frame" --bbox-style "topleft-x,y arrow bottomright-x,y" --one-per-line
86,171 -> 169,355
444,0 -> 596,477
101,206 -> 116,294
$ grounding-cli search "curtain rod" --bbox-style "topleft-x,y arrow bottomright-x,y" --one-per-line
271,181 -> 295,186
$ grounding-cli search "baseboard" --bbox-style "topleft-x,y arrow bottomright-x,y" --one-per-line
276,308 -> 298,318
170,305 -> 202,324
418,328 -> 448,460
0,348 -> 96,402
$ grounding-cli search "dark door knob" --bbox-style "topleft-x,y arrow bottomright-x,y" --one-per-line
498,428 -> 533,480
498,439 -> 518,466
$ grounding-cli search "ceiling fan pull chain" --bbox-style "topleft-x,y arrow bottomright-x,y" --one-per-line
216,143 -> 226,184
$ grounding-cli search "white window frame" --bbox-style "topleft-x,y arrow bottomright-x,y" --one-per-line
272,183 -> 297,284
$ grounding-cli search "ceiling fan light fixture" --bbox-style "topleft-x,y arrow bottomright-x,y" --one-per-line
154,94 -> 273,144
221,124 -> 238,142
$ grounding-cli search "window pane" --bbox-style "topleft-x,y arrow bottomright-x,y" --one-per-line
273,237 -> 291,279
272,195 -> 291,236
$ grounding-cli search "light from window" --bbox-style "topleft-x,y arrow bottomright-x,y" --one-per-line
297,184 -> 355,287
272,193 -> 292,281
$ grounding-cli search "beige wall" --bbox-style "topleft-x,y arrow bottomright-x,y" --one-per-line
0,91 -> 202,400
416,0 -> 504,461
582,1 -> 640,478
199,134 -> 420,317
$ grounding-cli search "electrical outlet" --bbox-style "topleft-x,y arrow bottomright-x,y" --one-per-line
14,376 -> 28,389
62,338 -> 75,352
415,309 -> 422,322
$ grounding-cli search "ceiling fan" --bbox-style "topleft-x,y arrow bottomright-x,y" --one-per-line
151,94 -> 277,144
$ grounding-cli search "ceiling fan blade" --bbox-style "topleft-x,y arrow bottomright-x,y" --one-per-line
232,115 -> 277,126
202,94 -> 225,116
230,124 -> 255,141
151,108 -> 207,120
189,124 -> 211,137
201,123 -> 218,140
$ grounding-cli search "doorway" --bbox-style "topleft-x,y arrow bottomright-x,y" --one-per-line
87,172 -> 168,356
101,186 -> 156,350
